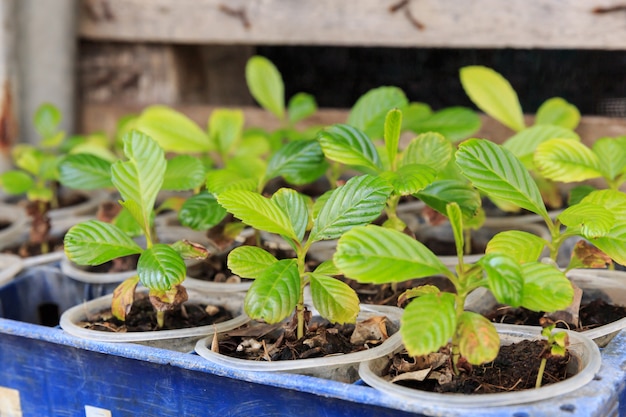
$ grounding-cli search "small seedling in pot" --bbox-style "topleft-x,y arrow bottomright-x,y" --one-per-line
63,131 -> 210,328
217,174 -> 392,339
536,324 -> 569,388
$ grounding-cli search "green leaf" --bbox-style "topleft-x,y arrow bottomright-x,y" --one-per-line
313,259 -> 341,276
137,244 -> 186,291
310,274 -> 360,324
457,313 -> 500,365
479,254 -> 524,307
317,124 -> 382,173
64,220 -> 143,265
244,259 -> 299,323
535,97 -> 581,130
217,190 -> 297,240
57,154 -> 112,190
568,185 -> 597,206
401,293 -> 456,356
208,108 -> 244,159
287,92 -> 317,125
415,179 -> 481,221
401,132 -> 454,174
459,66 -> 525,132
33,103 -> 62,139
271,188 -> 309,242
348,86 -> 408,139
406,107 -> 482,142
535,138 -> 602,183
485,230 -> 547,263
170,240 -> 210,260
0,170 -> 33,194
384,108 -> 402,168
162,155 -> 206,191
558,202 -> 615,238
592,136 -> 626,183
401,102 -> 432,130
456,139 -> 548,218
380,164 -> 437,196
13,145 -> 42,176
39,154 -> 60,181
136,105 -> 211,152
178,192 -> 228,231
591,223 -> 626,266
334,225 -> 450,283
246,55 -> 285,120
580,189 -> 626,222
446,202 -> 465,259
265,140 -> 328,185
27,186 -> 53,202
111,131 -> 166,232
113,206 -> 143,237
309,175 -> 392,242
520,262 -> 573,312
503,125 -> 580,168
227,246 -> 278,279
206,169 -> 258,194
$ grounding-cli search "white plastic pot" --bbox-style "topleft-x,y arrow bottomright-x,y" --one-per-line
358,323 -> 601,410
0,254 -> 23,286
48,189 -> 110,220
0,204 -> 28,250
194,304 -> 404,383
60,289 -> 249,353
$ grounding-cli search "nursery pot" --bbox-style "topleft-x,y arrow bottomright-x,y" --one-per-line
358,323 -> 601,410
59,289 -> 249,353
194,304 -> 404,383
0,204 -> 28,250
0,254 -> 23,286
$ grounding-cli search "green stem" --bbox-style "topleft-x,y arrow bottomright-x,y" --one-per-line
535,358 -> 547,388
156,311 -> 165,329
295,242 -> 309,340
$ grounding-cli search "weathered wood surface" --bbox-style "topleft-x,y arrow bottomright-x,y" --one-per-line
79,0 -> 626,49
80,103 -> 626,147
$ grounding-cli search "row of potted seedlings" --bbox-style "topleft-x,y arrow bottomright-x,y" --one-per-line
1,58 -> 626,415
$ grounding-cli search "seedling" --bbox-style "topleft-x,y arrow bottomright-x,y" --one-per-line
536,324 -> 569,388
217,174 -> 392,339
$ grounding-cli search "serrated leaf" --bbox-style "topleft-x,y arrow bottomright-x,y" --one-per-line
162,155 -> 206,191
208,108 -> 244,158
402,132 -> 454,173
457,312 -> 500,365
170,240 -> 209,260
401,293 -> 456,356
137,244 -> 186,291
217,190 -> 296,240
535,138 -> 602,183
381,164 -> 437,196
535,97 -> 581,130
503,125 -> 580,169
456,139 -> 548,218
446,202 -> 464,259
206,169 -> 258,194
39,154 -> 60,181
592,136 -> 626,183
309,175 -> 392,242
64,220 -> 143,265
348,86 -> 408,139
271,188 -> 308,242
460,66 -> 525,132
178,192 -> 228,231
244,259 -> 299,323
334,225 -> 450,283
113,206 -> 143,237
0,170 -> 33,194
589,223 -> 626,266
568,185 -> 597,206
479,253 -> 524,307
398,285 -> 441,306
265,140 -> 328,185
520,262 -> 573,312
406,107 -> 481,142
14,146 -> 42,176
136,105 -> 211,152
313,259 -> 340,276
33,103 -> 62,139
310,274 -> 360,324
416,179 -> 481,221
246,55 -> 285,120
317,124 -> 382,173
384,108 -> 402,168
485,230 -> 547,263
57,154 -> 112,190
287,92 -> 317,124
580,189 -> 626,222
401,102 -> 432,128
227,246 -> 278,279
559,202 -> 615,238
112,131 -> 166,231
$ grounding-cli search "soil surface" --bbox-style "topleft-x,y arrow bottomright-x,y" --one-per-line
388,340 -> 571,394
344,276 -> 456,307
78,294 -> 234,332
1,235 -> 65,258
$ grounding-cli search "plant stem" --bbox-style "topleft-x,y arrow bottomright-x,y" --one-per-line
156,311 -> 165,329
535,358 -> 547,388
295,242 -> 309,340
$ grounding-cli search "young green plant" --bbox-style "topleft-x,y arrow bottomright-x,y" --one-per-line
217,174 -> 392,339
63,131 -> 209,328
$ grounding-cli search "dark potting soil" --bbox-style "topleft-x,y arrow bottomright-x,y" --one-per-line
389,340 -> 571,394
0,220 -> 9,231
485,299 -> 626,332
79,295 -> 234,332
344,276 -> 456,307
1,235 -> 65,258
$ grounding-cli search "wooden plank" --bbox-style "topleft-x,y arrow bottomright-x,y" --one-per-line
79,102 -> 626,147
79,0 -> 626,49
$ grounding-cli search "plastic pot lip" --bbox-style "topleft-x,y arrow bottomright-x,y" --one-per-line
0,253 -> 24,286
0,204 -> 28,251
194,304 -> 405,372
358,323 -> 602,409
59,289 -> 249,342
47,189 -> 110,220
482,208 -> 564,228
